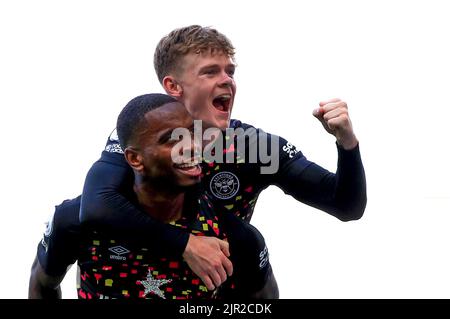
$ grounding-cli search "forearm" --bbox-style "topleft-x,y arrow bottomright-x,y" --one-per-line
311,99 -> 366,219
332,143 -> 367,220
278,143 -> 366,221
28,257 -> 63,299
308,144 -> 366,220
28,282 -> 61,299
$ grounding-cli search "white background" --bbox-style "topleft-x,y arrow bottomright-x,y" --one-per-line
1,0 -> 449,299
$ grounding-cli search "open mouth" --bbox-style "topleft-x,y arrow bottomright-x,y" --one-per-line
173,162 -> 202,177
212,94 -> 232,113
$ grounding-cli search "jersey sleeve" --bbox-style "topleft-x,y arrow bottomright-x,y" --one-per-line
37,197 -> 81,276
79,131 -> 190,257
236,118 -> 367,221
269,133 -> 367,221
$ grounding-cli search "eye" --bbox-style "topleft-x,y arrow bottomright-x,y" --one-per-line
159,135 -> 171,144
203,69 -> 217,76
165,137 -> 180,146
159,130 -> 177,144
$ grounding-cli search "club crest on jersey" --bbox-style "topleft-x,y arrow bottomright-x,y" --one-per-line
210,172 -> 240,200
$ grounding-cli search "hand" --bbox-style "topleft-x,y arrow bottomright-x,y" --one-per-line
313,98 -> 359,150
182,235 -> 233,291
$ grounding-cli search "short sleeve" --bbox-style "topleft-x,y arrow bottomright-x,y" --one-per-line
37,196 -> 82,276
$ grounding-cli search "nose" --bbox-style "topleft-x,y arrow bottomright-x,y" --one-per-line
218,71 -> 234,88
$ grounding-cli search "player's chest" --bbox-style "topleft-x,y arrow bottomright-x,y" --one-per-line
201,162 -> 262,220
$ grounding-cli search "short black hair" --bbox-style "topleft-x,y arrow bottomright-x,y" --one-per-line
116,93 -> 177,150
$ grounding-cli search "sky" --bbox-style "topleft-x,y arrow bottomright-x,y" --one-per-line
1,0 -> 449,298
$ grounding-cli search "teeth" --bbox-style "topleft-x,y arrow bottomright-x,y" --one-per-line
177,162 -> 199,168
217,94 -> 231,101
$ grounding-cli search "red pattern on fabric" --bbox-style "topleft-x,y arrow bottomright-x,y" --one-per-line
191,279 -> 200,285
78,289 -> 86,299
94,273 -> 102,282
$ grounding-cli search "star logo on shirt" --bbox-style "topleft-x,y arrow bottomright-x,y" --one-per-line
138,271 -> 172,299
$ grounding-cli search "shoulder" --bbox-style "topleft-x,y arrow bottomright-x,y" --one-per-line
229,119 -> 269,147
40,196 -> 81,254
50,196 -> 82,235
104,128 -> 124,154
230,119 -> 257,131
38,197 -> 82,277
230,118 -> 299,156
230,119 -> 278,139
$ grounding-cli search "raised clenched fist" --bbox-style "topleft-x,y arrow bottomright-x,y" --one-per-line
313,98 -> 359,150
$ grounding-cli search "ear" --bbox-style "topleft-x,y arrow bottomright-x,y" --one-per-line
162,75 -> 183,98
124,147 -> 144,173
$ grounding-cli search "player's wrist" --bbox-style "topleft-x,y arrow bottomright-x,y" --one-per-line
336,134 -> 358,150
182,234 -> 195,258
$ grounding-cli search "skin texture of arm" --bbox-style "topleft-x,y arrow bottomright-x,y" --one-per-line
28,256 -> 65,299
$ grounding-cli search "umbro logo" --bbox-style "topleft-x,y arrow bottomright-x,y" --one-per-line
109,246 -> 130,261
109,246 -> 130,255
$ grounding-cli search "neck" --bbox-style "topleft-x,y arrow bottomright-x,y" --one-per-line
133,176 -> 184,223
